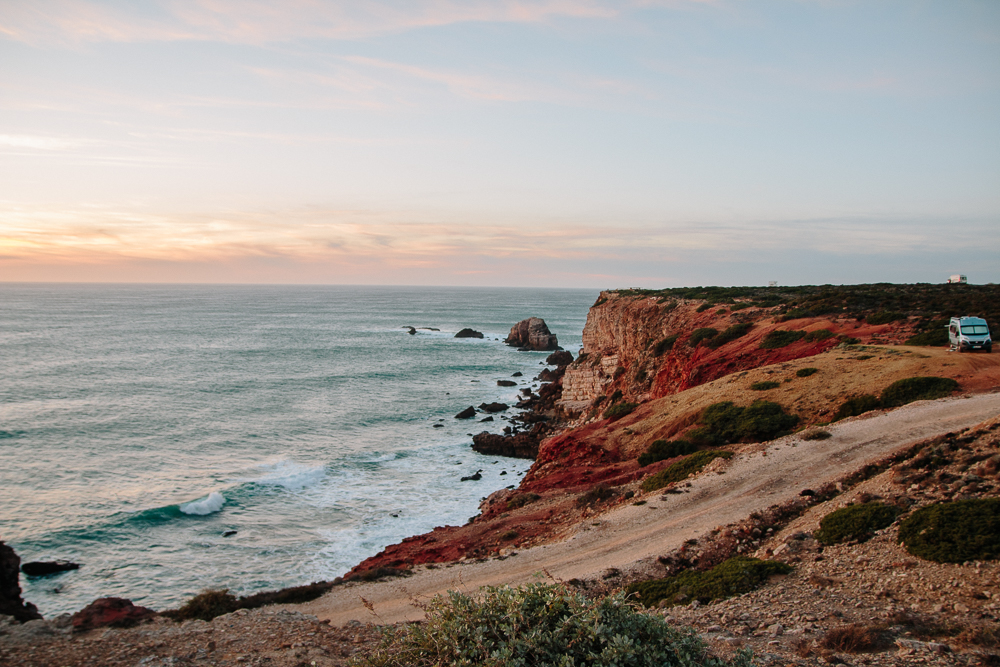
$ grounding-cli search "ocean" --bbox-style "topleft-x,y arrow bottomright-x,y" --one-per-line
0,284 -> 597,617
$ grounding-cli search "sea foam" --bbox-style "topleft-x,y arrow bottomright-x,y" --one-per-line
256,460 -> 326,491
180,491 -> 226,515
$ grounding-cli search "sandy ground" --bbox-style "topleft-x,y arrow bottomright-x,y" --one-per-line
291,390 -> 1000,627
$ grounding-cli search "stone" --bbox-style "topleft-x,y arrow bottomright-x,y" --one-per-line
21,561 -> 80,577
460,471 -> 483,482
455,406 -> 477,419
455,328 -> 484,339
478,402 -> 509,413
497,380 -> 517,387
71,597 -> 155,632
545,350 -> 574,367
0,540 -> 42,622
505,318 -> 559,351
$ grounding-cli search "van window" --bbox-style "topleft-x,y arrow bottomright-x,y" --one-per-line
961,325 -> 989,335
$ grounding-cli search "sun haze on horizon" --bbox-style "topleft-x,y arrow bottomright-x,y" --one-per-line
1,1 -> 998,289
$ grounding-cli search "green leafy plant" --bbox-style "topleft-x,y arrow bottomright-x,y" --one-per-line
803,329 -> 834,341
705,323 -> 753,349
626,557 -> 791,608
652,334 -> 679,356
604,401 -> 637,421
898,499 -> 1000,563
833,394 -> 880,421
796,367 -> 819,377
815,502 -> 900,545
880,376 -> 959,407
688,328 -> 718,347
759,329 -> 807,349
638,439 -> 698,467
354,583 -> 753,667
750,380 -> 780,391
695,302 -> 712,312
700,400 -> 799,443
867,311 -> 906,325
905,329 -> 949,347
640,451 -> 732,492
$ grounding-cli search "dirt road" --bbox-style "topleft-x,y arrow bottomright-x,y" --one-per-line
293,391 -> 1000,626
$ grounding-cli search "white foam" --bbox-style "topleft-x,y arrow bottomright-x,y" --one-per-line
256,460 -> 326,491
180,491 -> 225,515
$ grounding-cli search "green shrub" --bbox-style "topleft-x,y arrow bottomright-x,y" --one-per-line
167,589 -> 238,622
905,329 -> 949,347
833,394 -> 880,421
638,439 -> 698,467
695,302 -> 712,312
355,583 -> 753,667
898,499 -> 1000,563
804,329 -> 834,342
640,451 -> 732,492
500,529 -> 518,541
576,484 -> 615,507
506,493 -> 541,511
759,329 -> 807,349
652,334 -> 679,356
688,328 -> 718,347
796,367 -> 819,377
867,311 -> 906,325
705,323 -> 753,349
880,377 -> 959,408
750,380 -> 780,391
780,308 -> 814,321
626,557 -> 791,608
815,502 -> 900,545
839,336 -> 861,345
730,303 -> 752,311
610,389 -> 624,403
604,401 -> 637,421
700,400 -> 799,443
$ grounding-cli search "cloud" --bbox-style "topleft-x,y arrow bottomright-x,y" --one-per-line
0,134 -> 88,151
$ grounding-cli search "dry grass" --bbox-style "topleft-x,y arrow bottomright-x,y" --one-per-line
819,624 -> 881,653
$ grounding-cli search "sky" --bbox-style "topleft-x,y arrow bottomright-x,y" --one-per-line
1,0 -> 998,288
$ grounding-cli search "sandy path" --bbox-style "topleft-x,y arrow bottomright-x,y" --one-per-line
294,392 -> 1000,626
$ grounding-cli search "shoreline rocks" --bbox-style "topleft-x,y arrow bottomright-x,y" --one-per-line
21,562 -> 79,577
0,541 -> 42,622
455,328 -> 484,339
505,318 -> 559,351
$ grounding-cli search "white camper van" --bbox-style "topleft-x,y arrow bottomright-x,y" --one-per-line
949,316 -> 992,353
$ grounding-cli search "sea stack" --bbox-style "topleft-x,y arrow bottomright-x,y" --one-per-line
505,318 -> 559,351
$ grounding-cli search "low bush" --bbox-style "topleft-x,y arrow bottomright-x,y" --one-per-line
750,380 -> 780,391
652,334 -> 679,356
801,429 -> 832,441
701,400 -> 799,443
695,302 -> 712,312
820,624 -> 883,653
759,329 -> 806,349
867,311 -> 906,325
165,589 -> 237,622
705,323 -> 753,349
880,376 -> 959,407
898,498 -> 1000,563
804,328 -> 834,342
500,529 -> 518,541
626,557 -> 791,608
905,328 -> 949,347
506,492 -> 541,511
638,439 -> 698,467
796,367 -> 819,377
576,484 -> 615,507
839,336 -> 861,345
688,328 -> 718,347
610,389 -> 624,403
604,401 -> 637,421
730,303 -> 752,311
815,502 -> 900,545
781,308 -> 814,321
357,583 -> 754,667
833,394 -> 880,421
640,451 -> 732,492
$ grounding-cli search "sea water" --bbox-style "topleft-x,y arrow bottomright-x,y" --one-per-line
0,284 -> 597,616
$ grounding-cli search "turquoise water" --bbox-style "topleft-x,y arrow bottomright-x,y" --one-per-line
0,284 -> 596,616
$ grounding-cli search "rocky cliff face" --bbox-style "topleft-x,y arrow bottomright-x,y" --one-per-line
560,291 -> 919,411
0,541 -> 42,622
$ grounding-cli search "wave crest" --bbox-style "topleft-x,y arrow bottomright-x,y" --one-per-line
180,491 -> 225,515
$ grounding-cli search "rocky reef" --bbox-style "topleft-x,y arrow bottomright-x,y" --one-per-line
505,317 -> 559,351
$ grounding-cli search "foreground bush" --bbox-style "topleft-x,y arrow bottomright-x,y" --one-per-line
815,502 -> 900,545
604,401 -> 638,421
759,329 -> 806,349
638,439 -> 698,467
898,499 -> 1000,563
906,328 -> 949,347
641,451 -> 732,492
165,589 -> 237,622
880,376 -> 959,407
750,380 -> 780,391
796,367 -> 819,377
833,394 -> 880,421
700,400 -> 799,444
355,583 -> 753,667
627,557 -> 791,609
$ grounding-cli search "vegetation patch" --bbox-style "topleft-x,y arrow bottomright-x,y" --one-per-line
699,400 -> 799,444
688,327 -> 719,347
759,329 -> 807,349
801,429 -> 832,441
357,583 -> 753,667
652,334 -> 679,356
796,367 -> 819,377
705,323 -> 754,349
906,328 -> 949,347
803,329 -> 834,341
819,624 -> 884,653
867,311 -> 906,325
500,529 -> 518,541
576,484 -> 616,508
640,451 -> 732,492
880,376 -> 959,407
750,380 -> 781,391
626,557 -> 791,608
898,498 -> 1000,563
695,302 -> 713,312
833,394 -> 881,421
506,492 -> 541,511
638,439 -> 698,467
603,401 -> 637,421
815,502 -> 900,545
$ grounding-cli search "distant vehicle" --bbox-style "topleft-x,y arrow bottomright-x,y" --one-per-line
948,274 -> 967,284
949,316 -> 991,353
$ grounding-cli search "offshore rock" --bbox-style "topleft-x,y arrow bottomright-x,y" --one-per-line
455,328 -> 484,339
478,402 -> 509,413
21,561 -> 79,577
546,350 -> 574,367
71,597 -> 155,632
471,426 -> 545,459
455,406 -> 477,419
0,541 -> 42,622
497,380 -> 517,387
505,318 -> 559,351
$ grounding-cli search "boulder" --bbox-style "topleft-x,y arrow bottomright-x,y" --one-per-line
504,318 -> 559,351
455,328 -> 484,339
71,597 -> 155,632
21,561 -> 79,577
460,470 -> 483,482
0,541 -> 42,622
471,431 -> 540,459
404,326 -> 416,335
497,380 -> 517,387
455,406 -> 477,419
546,350 -> 574,367
478,402 -> 509,413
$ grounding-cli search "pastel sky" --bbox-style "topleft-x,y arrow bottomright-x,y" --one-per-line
1,1 -> 998,288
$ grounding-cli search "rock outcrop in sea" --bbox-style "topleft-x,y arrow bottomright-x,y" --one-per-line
505,318 -> 559,351
0,541 -> 42,622
454,328 -> 484,339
